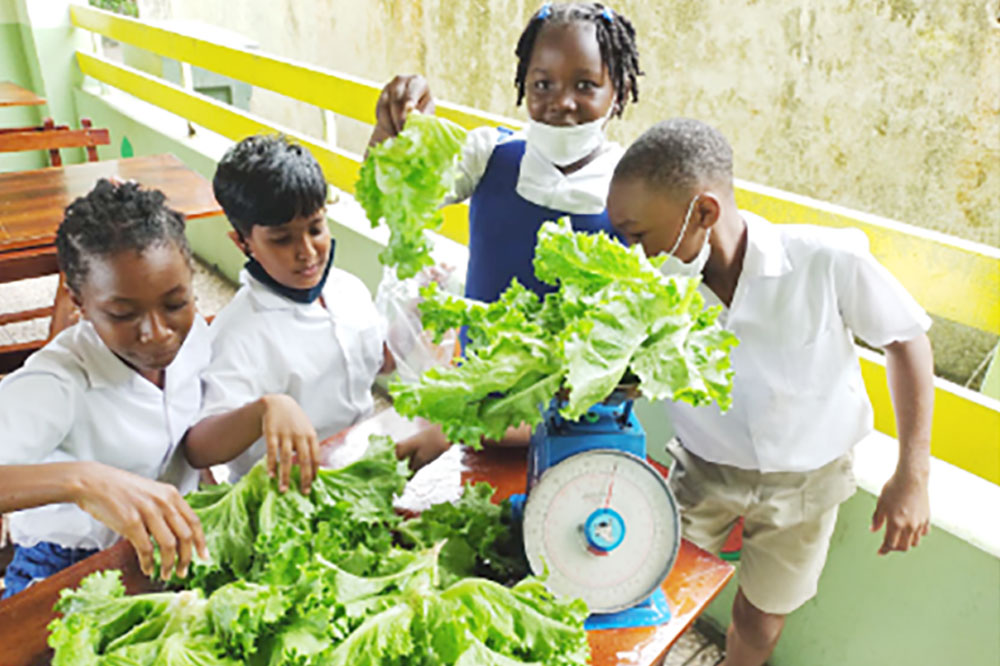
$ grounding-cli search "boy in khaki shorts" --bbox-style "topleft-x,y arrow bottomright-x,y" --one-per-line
606,118 -> 934,666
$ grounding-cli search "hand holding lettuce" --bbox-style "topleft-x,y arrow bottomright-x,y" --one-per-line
355,113 -> 467,279
48,436 -> 588,665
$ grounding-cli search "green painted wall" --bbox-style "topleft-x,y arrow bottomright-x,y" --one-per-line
0,18 -> 45,172
700,483 -> 1000,666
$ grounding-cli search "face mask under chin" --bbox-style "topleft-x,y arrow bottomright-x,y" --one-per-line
525,107 -> 613,167
657,193 -> 711,279
658,228 -> 711,279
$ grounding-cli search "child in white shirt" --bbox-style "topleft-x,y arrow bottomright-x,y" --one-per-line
607,118 -> 934,666
184,135 -> 392,493
0,180 -> 210,596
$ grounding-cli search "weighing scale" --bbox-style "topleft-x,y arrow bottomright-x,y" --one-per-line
509,394 -> 681,630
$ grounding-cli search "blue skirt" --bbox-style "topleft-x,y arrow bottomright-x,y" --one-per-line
2,541 -> 98,599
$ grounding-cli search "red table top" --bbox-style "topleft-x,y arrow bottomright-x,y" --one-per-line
0,409 -> 734,666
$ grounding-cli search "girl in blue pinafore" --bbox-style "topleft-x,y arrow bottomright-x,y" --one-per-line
367,2 -> 644,303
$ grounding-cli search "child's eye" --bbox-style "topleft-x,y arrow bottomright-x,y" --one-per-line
165,300 -> 190,312
270,236 -> 292,245
107,310 -> 138,322
576,80 -> 598,91
309,225 -> 325,236
532,80 -> 551,91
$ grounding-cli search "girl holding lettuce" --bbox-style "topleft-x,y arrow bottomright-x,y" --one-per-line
372,2 -> 644,463
368,2 -> 642,304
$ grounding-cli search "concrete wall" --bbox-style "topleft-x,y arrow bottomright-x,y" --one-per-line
140,0 -> 1000,249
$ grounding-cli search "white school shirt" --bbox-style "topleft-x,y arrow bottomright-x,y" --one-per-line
0,316 -> 210,550
447,126 -> 624,214
199,268 -> 385,480
665,212 -> 931,473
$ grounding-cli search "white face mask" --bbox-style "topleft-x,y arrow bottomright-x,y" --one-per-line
525,107 -> 612,167
658,194 -> 711,279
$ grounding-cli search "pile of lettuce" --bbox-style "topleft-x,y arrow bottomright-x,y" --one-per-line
48,437 -> 591,666
355,113 -> 468,279
391,219 -> 739,445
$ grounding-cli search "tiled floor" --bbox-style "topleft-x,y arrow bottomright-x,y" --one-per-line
0,261 -> 726,663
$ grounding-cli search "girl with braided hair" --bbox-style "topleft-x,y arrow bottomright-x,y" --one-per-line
369,2 -> 643,304
0,179 -> 210,597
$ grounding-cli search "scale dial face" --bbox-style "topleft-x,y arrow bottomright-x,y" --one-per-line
522,449 -> 680,613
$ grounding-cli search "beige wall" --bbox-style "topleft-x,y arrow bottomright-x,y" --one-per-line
141,0 -> 1000,247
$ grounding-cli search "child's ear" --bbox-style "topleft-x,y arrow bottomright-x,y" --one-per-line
227,230 -> 250,256
67,286 -> 87,320
696,194 -> 723,230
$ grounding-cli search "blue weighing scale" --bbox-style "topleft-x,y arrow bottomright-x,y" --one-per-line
509,396 -> 681,630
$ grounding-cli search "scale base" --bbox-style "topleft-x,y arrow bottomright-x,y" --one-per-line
584,588 -> 672,631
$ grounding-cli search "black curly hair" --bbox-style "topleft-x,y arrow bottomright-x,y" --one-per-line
514,2 -> 642,118
212,134 -> 327,238
614,118 -> 734,193
55,179 -> 191,294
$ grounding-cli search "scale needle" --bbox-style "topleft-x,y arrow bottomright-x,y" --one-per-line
602,462 -> 618,508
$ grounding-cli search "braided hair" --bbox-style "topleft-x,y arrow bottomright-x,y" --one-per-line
514,2 -> 642,117
56,179 -> 191,294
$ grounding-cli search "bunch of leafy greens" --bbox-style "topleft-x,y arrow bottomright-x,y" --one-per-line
48,436 -> 589,666
391,219 -> 739,445
355,113 -> 467,279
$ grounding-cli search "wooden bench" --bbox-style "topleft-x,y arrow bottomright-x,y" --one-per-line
0,117 -> 110,167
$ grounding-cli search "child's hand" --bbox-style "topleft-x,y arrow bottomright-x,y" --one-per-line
395,425 -> 452,470
870,468 -> 931,555
260,394 -> 319,494
375,75 -> 435,138
71,462 -> 208,581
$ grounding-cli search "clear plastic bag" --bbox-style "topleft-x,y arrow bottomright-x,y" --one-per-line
375,265 -> 458,384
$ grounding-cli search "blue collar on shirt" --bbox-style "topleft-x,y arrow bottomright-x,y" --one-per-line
244,240 -> 335,305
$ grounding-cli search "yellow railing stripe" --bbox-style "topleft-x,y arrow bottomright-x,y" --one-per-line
70,4 -> 518,132
736,181 -> 1000,336
76,52 -> 475,244
77,52 -> 370,190
859,349 -> 1000,486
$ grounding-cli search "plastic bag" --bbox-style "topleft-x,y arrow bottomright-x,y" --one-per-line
375,264 -> 459,384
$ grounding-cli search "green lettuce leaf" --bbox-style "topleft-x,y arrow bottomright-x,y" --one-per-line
397,482 -> 528,585
390,218 -> 739,440
355,113 -> 467,279
50,439 -> 590,666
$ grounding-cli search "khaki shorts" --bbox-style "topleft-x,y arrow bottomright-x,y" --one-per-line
667,440 -> 857,615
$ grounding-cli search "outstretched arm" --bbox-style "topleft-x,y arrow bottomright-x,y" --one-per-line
184,394 -> 319,494
870,333 -> 933,554
0,462 -> 206,580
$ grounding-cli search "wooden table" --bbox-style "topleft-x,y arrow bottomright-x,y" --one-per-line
0,410 -> 734,666
0,82 -> 45,108
0,153 -> 222,372
0,153 -> 221,281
